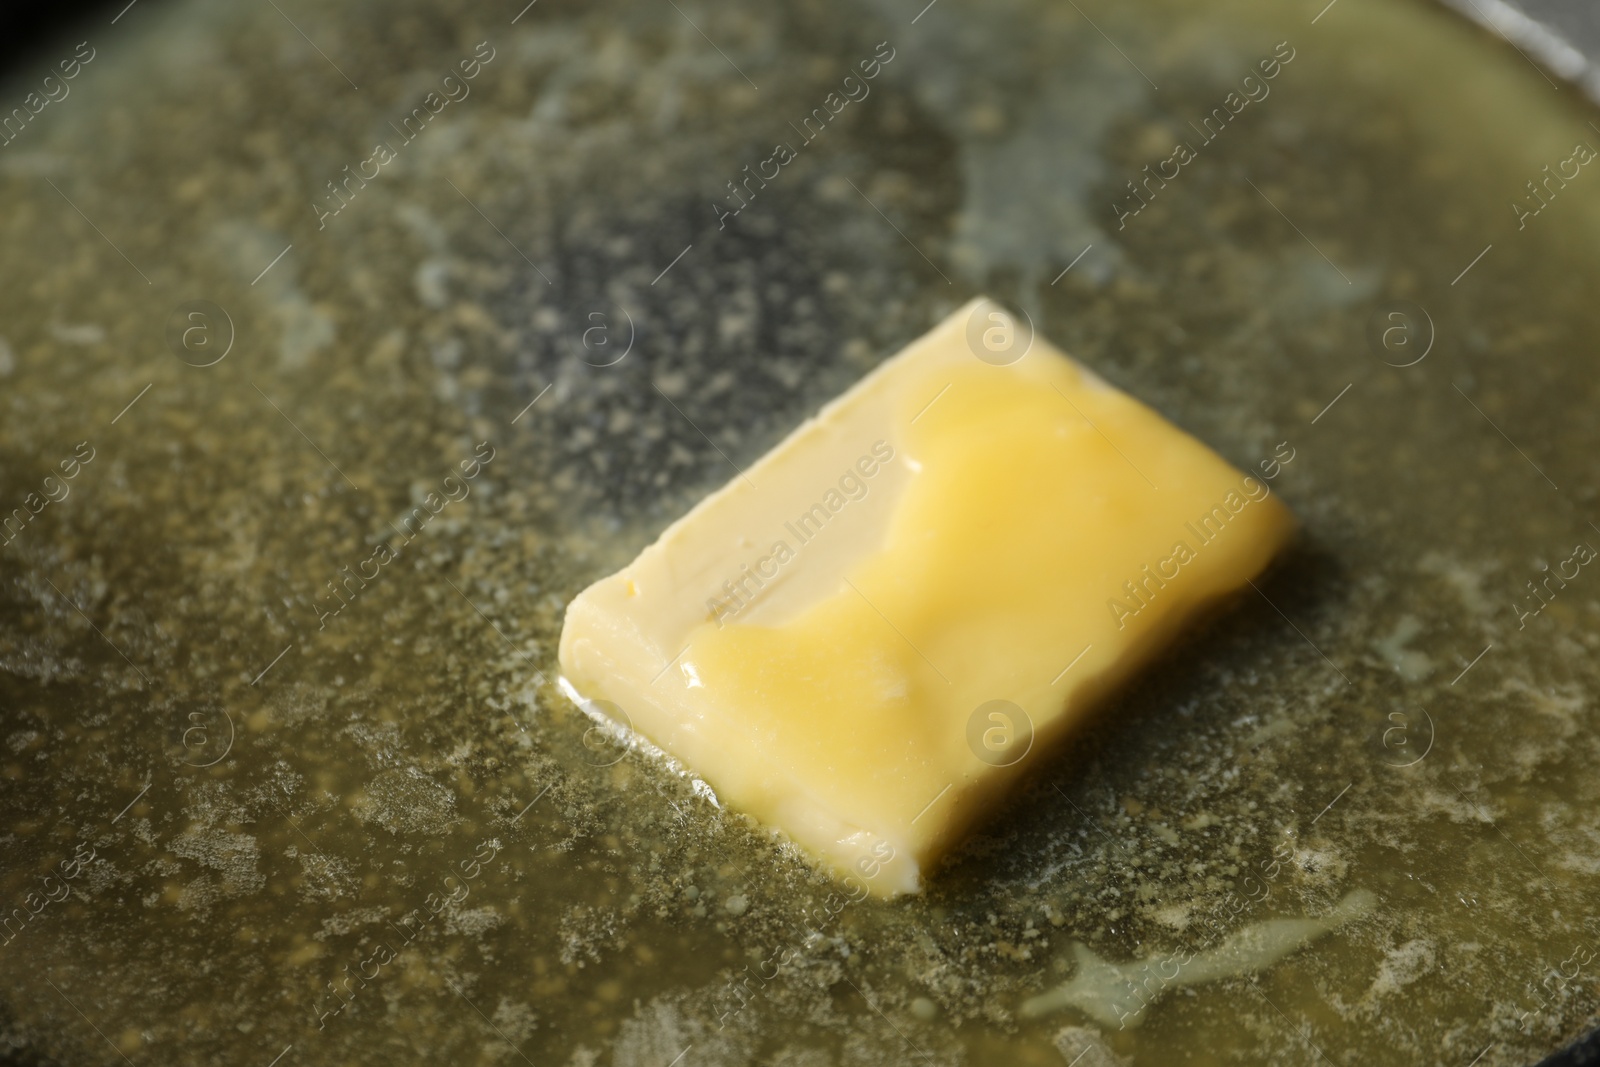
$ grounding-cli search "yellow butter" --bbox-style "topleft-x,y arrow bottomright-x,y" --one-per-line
558,298 -> 1294,896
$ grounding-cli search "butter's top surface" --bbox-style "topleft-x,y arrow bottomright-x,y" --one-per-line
558,298 -> 1295,896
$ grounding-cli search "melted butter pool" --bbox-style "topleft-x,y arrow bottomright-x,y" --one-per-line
2,0 -> 1600,1064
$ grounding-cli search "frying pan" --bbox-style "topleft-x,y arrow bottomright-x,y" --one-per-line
2,0 -> 1600,1064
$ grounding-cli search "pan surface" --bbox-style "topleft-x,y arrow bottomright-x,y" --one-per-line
2,0 -> 1600,1064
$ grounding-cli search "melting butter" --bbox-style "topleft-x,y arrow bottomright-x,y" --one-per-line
559,298 -> 1295,894
1021,889 -> 1376,1027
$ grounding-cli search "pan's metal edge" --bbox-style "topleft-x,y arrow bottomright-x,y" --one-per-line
1432,0 -> 1600,104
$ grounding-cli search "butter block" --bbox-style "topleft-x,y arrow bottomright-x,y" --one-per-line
558,298 -> 1294,896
